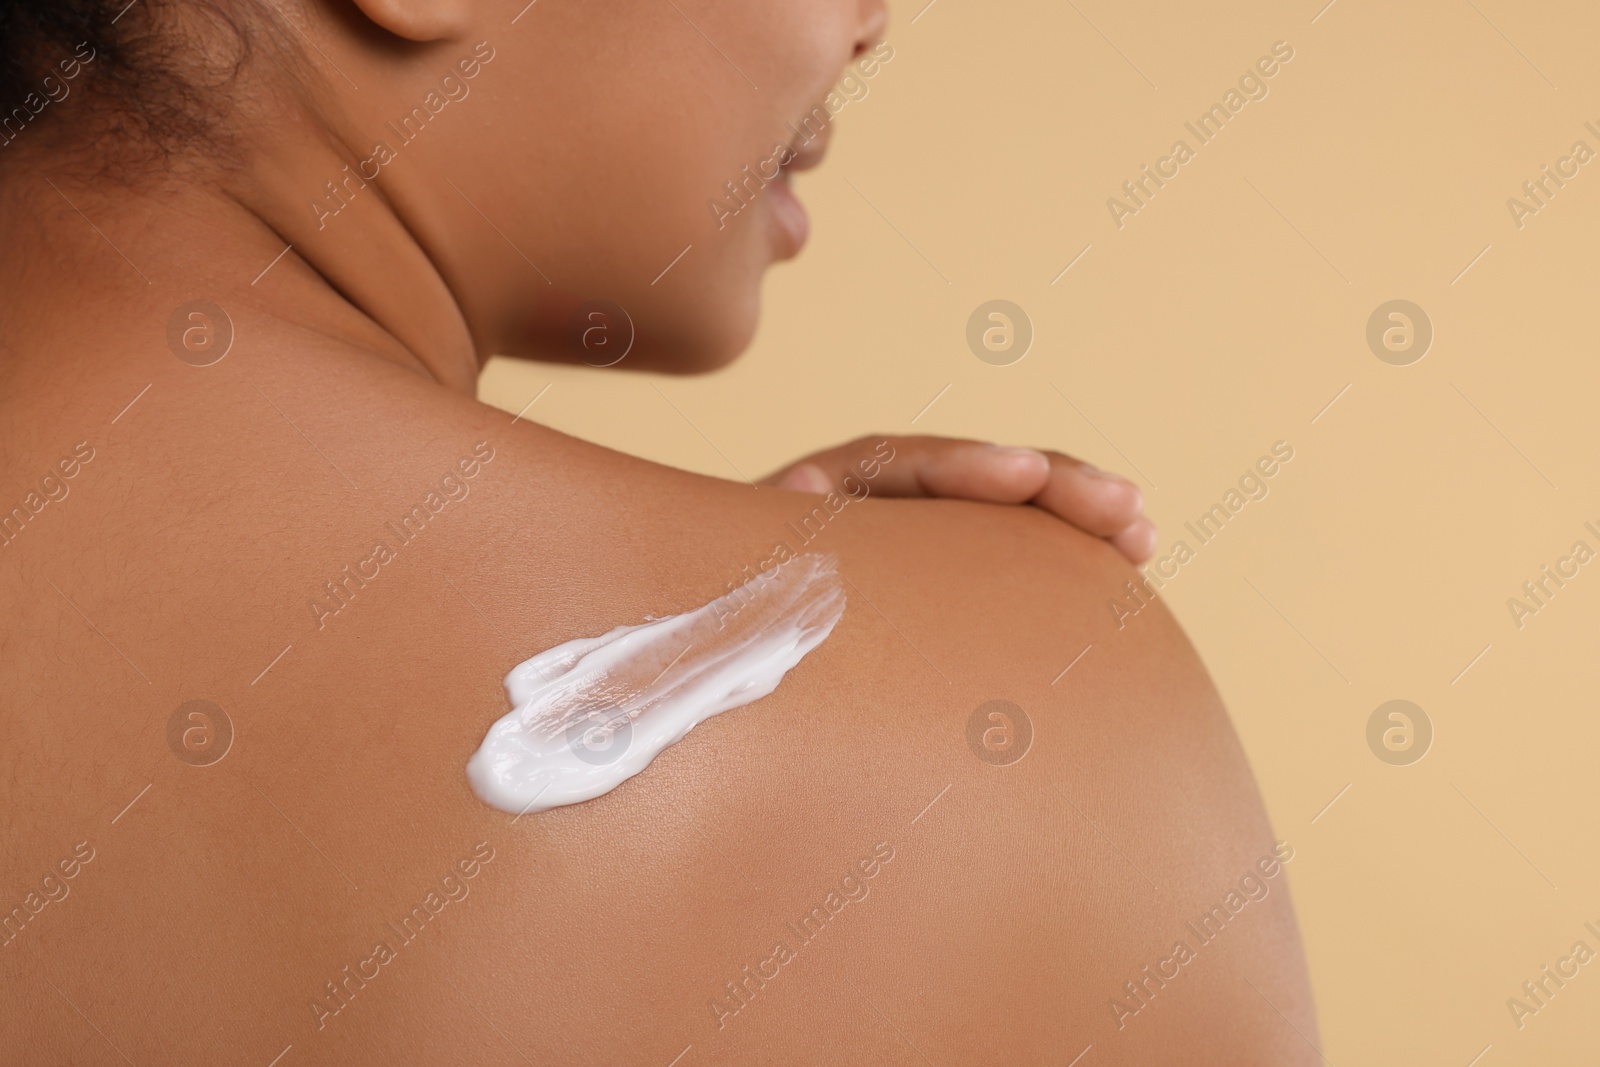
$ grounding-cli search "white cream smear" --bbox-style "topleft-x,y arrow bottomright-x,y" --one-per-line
466,553 -> 846,815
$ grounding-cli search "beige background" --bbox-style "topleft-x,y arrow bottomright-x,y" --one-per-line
481,1 -> 1600,1062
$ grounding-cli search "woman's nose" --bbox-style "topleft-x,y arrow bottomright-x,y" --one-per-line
854,0 -> 889,57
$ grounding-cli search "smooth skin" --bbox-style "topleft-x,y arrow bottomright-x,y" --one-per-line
0,0 -> 1314,1063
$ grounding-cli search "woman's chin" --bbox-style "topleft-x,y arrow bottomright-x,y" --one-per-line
631,301 -> 762,374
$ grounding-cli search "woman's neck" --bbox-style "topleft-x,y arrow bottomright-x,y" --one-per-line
0,136 -> 482,394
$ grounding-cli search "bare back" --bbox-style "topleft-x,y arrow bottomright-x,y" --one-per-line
1,339 -> 1316,1066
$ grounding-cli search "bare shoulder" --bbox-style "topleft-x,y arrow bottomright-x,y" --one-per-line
654,493 -> 1322,1065
1,385 -> 1313,1065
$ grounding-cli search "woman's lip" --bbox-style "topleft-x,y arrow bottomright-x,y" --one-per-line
785,134 -> 830,172
784,119 -> 833,171
762,113 -> 830,257
767,173 -> 809,257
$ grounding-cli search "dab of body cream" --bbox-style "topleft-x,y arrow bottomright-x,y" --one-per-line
467,553 -> 845,815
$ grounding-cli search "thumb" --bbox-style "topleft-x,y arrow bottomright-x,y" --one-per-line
764,462 -> 834,492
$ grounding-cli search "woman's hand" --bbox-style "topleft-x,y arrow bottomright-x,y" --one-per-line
760,435 -> 1156,564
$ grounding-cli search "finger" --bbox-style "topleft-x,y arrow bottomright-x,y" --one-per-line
764,436 -> 1053,502
767,461 -> 834,493
1028,452 -> 1145,538
1110,515 -> 1159,565
760,437 -> 1148,546
904,441 -> 1054,504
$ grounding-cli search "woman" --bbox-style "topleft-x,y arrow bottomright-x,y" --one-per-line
0,1 -> 1316,1063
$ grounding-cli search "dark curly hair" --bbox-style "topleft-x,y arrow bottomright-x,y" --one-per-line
0,0 -> 293,169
